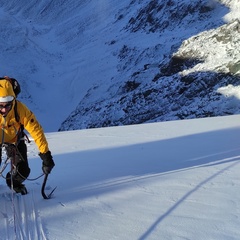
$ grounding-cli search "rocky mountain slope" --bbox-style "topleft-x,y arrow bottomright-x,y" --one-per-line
59,0 -> 240,130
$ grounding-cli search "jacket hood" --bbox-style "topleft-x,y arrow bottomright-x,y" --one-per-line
0,79 -> 15,102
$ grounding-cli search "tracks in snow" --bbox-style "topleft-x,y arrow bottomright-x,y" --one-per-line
0,189 -> 47,240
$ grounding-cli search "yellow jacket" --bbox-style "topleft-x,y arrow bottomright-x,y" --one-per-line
0,100 -> 49,153
0,79 -> 49,153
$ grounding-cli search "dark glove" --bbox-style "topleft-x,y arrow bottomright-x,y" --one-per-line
39,151 -> 55,174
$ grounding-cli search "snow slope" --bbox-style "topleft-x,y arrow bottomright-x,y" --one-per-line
1,114 -> 240,239
0,0 -> 129,131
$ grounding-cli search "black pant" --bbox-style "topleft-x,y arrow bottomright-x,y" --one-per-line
1,140 -> 31,188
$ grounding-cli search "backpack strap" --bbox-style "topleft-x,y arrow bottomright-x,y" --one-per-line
14,100 -> 20,122
14,101 -> 30,144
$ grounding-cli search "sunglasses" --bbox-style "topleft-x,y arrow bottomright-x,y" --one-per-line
0,102 -> 13,110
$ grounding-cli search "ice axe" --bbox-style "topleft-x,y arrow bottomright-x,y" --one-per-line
41,173 -> 57,199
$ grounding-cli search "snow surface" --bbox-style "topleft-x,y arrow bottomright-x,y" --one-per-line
1,114 -> 240,239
